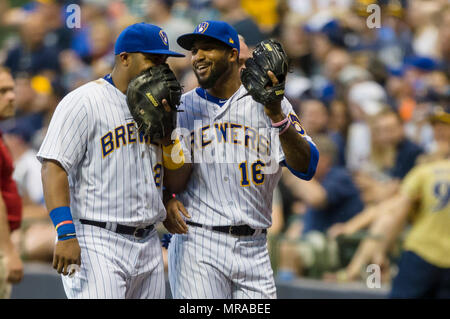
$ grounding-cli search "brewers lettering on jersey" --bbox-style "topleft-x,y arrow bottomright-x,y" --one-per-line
164,21 -> 319,299
37,23 -> 185,299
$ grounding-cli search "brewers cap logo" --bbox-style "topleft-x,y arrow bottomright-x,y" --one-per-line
159,30 -> 168,46
196,22 -> 209,34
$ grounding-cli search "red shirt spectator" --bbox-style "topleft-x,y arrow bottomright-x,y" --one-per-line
0,130 -> 22,231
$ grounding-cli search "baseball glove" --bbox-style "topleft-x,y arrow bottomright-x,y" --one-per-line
240,39 -> 289,106
126,63 -> 182,142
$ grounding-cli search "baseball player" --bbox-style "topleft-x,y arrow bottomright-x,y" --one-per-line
164,21 -> 319,298
37,23 -> 185,299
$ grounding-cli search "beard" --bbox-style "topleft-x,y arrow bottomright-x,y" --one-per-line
194,58 -> 230,89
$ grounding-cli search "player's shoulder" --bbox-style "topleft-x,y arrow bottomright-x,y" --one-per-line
77,78 -> 112,97
58,79 -> 110,108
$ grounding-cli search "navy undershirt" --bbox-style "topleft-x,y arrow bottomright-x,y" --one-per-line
104,74 -> 116,87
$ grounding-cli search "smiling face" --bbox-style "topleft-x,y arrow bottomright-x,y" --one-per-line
190,38 -> 236,89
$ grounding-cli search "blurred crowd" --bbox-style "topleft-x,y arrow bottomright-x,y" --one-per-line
0,0 -> 449,291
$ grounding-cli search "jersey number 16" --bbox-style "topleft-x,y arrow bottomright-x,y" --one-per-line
239,160 -> 265,187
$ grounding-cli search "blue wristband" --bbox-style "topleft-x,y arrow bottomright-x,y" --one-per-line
49,206 -> 76,240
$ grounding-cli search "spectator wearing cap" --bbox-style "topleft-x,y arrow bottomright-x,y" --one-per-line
416,106 -> 450,164
397,56 -> 445,152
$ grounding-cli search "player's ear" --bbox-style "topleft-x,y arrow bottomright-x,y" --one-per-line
118,52 -> 131,67
229,48 -> 239,64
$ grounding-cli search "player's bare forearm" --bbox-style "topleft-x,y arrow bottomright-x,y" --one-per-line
260,71 -> 311,173
280,129 -> 311,173
164,163 -> 193,194
265,105 -> 310,173
41,160 -> 71,210
41,160 -> 81,276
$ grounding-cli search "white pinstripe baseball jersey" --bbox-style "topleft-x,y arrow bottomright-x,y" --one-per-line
175,85 -> 313,229
37,78 -> 166,226
37,77 -> 167,299
169,84 -> 314,299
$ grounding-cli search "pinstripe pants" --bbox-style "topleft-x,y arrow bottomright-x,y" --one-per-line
62,220 -> 165,299
168,226 -> 276,299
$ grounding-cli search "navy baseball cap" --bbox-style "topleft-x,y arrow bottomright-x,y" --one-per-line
177,20 -> 240,53
115,23 -> 185,57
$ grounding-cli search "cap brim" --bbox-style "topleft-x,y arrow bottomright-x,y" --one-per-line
136,49 -> 185,57
177,33 -> 227,51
